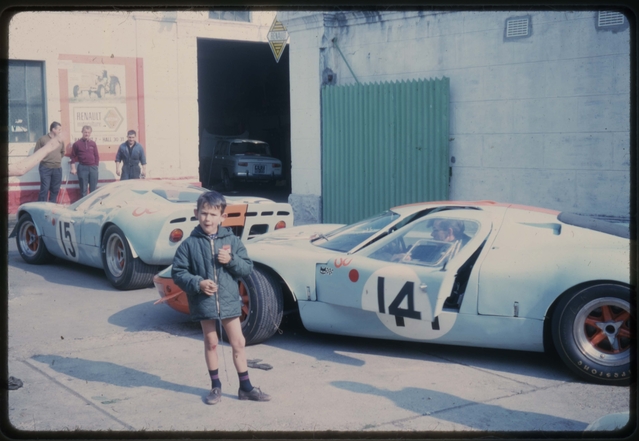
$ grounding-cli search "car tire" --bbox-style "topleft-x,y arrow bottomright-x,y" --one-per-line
101,225 -> 158,290
551,284 -> 633,385
236,266 -> 284,345
221,170 -> 234,191
15,214 -> 55,264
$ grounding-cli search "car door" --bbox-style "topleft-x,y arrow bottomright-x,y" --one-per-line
315,211 -> 493,335
40,204 -> 81,263
50,186 -> 112,266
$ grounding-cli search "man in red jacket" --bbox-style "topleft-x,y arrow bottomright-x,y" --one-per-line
70,125 -> 100,198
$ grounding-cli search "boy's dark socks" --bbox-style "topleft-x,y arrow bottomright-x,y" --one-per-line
209,369 -> 222,389
238,370 -> 253,392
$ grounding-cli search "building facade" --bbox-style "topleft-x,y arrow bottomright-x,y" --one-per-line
279,10 -> 631,224
6,10 -> 277,212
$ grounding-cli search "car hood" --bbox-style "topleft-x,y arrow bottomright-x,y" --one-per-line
246,223 -> 344,244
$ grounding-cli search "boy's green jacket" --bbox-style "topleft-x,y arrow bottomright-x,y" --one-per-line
172,225 -> 253,321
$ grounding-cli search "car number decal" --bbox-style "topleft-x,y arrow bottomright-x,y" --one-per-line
56,218 -> 79,262
361,266 -> 456,339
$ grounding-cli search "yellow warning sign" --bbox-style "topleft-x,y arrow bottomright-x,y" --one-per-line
267,17 -> 288,63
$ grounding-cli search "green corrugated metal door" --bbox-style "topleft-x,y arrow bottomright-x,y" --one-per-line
321,78 -> 450,224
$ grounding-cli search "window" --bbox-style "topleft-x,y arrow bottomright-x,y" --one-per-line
369,217 -> 479,266
315,210 -> 401,253
8,60 -> 46,143
209,11 -> 250,22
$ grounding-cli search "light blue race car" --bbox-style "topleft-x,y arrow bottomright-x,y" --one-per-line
233,201 -> 632,385
11,180 -> 293,290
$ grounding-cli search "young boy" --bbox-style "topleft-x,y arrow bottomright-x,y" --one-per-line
172,190 -> 271,404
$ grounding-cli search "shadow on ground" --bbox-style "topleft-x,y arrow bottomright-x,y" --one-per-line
331,380 -> 589,432
31,354 -> 208,399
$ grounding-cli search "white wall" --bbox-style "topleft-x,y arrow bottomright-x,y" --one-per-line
7,10 -> 276,189
279,10 -> 630,221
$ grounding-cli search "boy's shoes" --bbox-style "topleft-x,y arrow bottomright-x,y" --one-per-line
205,387 -> 222,405
238,387 -> 271,402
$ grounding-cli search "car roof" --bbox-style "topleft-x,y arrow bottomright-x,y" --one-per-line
391,200 -> 561,215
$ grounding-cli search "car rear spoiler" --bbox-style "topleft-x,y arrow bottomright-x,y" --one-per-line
557,212 -> 632,239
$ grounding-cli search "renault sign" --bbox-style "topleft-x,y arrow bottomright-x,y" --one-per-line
267,17 -> 288,63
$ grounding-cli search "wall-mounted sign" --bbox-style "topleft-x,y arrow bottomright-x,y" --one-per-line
267,17 -> 289,63
58,55 -> 146,160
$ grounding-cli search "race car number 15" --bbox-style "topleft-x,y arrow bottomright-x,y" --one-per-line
56,219 -> 78,261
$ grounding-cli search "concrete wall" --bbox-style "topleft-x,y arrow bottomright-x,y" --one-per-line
279,10 -> 631,223
7,10 -> 275,210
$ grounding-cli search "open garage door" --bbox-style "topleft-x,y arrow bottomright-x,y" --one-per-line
197,38 -> 291,200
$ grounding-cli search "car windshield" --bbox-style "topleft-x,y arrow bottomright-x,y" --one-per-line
152,185 -> 206,203
368,216 -> 480,267
315,210 -> 400,252
68,184 -> 112,211
230,142 -> 271,156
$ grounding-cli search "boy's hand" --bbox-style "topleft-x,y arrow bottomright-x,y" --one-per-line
199,279 -> 218,295
218,245 -> 231,265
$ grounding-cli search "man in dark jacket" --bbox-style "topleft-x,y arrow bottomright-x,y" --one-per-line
70,125 -> 100,198
115,130 -> 147,180
172,190 -> 271,405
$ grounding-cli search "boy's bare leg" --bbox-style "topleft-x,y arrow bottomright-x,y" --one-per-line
201,319 -> 219,370
222,316 -> 271,401
221,317 -> 248,372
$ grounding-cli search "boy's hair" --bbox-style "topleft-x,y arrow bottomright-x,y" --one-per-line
196,190 -> 227,213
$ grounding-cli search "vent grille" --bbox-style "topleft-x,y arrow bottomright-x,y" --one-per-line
598,11 -> 625,27
506,18 -> 530,38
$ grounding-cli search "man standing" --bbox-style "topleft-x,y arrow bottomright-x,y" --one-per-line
70,125 -> 100,198
115,130 -> 147,180
34,122 -> 66,202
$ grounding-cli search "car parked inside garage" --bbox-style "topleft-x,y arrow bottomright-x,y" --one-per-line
203,138 -> 283,190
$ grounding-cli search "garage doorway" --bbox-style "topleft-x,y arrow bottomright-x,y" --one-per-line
197,38 -> 291,201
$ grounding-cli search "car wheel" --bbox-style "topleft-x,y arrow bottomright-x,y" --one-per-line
101,225 -> 158,290
236,266 -> 283,345
221,170 -> 234,191
15,214 -> 54,264
551,284 -> 633,385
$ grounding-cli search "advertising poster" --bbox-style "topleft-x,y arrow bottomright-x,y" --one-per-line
58,55 -> 145,161
66,63 -> 127,145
